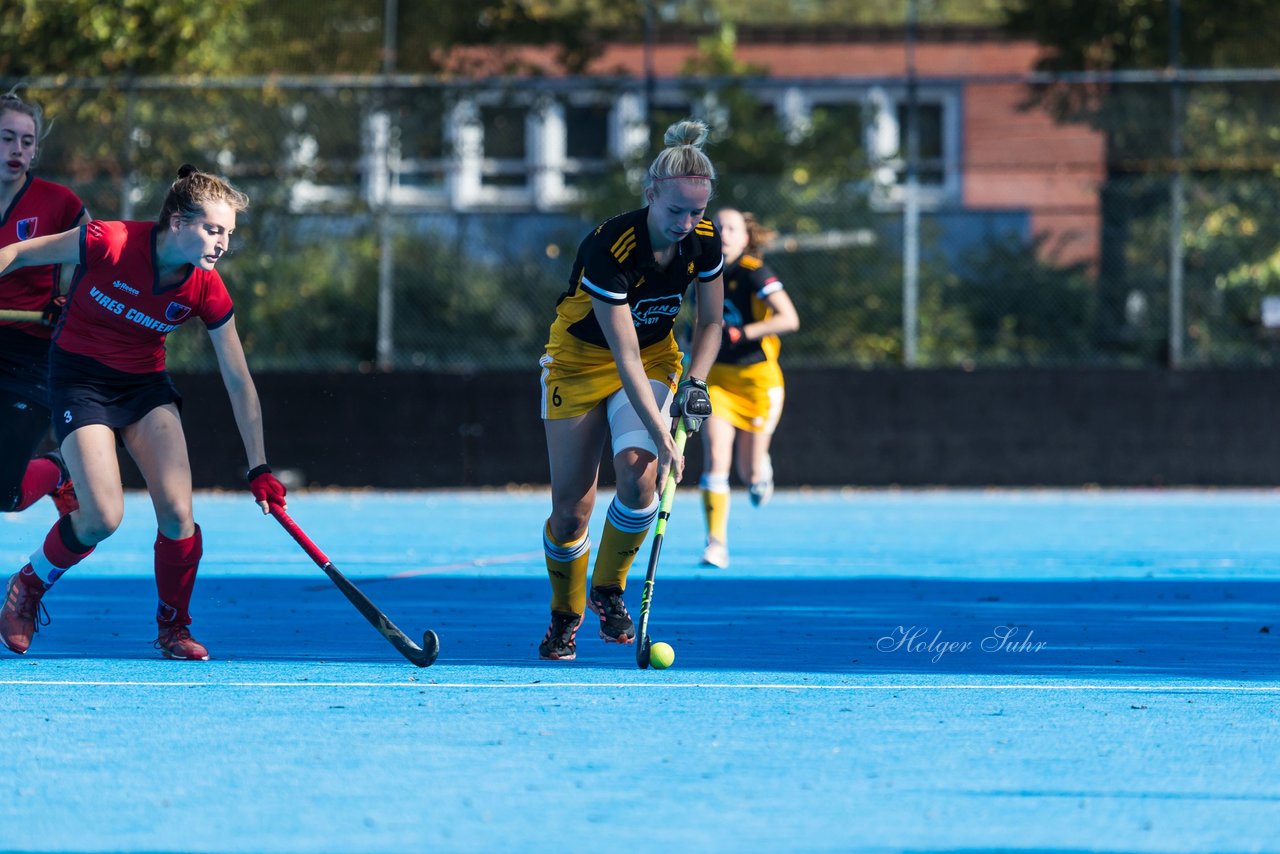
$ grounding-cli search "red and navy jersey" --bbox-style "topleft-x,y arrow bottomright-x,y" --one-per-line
549,207 -> 723,350
0,174 -> 87,340
55,220 -> 234,374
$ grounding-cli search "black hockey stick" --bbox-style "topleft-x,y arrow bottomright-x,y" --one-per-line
636,419 -> 691,669
270,505 -> 439,667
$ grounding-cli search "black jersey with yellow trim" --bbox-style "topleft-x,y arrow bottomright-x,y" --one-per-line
552,207 -> 723,350
717,254 -> 785,366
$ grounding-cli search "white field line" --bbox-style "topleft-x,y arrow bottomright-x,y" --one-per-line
0,681 -> 1277,691
387,551 -> 544,578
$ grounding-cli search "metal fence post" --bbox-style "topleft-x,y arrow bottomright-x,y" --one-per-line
902,0 -> 921,367
375,0 -> 398,372
121,80 -> 137,220
1168,0 -> 1185,368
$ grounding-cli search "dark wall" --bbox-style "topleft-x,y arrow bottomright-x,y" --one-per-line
159,368 -> 1280,490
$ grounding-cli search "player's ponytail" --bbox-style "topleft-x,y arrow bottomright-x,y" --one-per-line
644,118 -> 716,201
741,211 -> 777,256
158,165 -> 250,227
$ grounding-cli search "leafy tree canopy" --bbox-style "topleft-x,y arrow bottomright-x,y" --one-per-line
0,0 -> 252,77
1001,0 -> 1280,70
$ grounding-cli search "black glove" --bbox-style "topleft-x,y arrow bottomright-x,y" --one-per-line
670,377 -> 712,432
41,295 -> 67,326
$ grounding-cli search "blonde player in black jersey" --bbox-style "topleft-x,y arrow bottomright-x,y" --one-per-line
537,120 -> 724,660
699,208 -> 799,569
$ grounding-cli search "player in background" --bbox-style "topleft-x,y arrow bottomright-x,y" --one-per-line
698,208 -> 800,569
0,90 -> 91,522
537,119 -> 724,660
0,164 -> 287,660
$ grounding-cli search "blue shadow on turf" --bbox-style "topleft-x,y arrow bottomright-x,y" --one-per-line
8,577 -> 1277,679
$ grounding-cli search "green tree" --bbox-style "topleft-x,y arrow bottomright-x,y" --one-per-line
0,0 -> 252,76
1000,0 -> 1280,365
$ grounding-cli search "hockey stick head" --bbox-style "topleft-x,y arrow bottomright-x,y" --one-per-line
412,630 -> 441,667
636,634 -> 651,669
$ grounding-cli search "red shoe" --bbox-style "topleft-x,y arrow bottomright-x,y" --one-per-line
155,622 -> 209,661
1,568 -> 50,654
43,452 -> 79,516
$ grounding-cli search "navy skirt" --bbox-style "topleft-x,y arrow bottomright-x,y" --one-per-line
48,347 -> 182,444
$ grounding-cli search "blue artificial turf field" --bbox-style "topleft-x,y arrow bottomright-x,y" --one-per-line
1,489 -> 1278,852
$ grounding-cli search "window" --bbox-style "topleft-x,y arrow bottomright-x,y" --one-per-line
896,101 -> 945,185
479,104 -> 528,189
386,92 -> 448,206
563,103 -> 610,189
865,86 -> 961,209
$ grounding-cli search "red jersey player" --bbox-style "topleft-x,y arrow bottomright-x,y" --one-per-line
0,90 -> 90,522
0,164 -> 286,660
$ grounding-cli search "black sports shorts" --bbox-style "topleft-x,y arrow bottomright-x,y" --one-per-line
49,347 -> 182,444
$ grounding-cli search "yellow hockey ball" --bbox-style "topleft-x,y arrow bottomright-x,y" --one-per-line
649,641 -> 675,669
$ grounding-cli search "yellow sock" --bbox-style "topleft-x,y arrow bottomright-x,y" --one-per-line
701,473 -> 730,543
543,523 -> 589,615
590,495 -> 659,591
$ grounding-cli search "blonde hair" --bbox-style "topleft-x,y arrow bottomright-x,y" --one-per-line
644,119 -> 716,198
157,164 -> 249,226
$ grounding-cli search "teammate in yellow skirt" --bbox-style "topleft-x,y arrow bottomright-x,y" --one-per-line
537,119 -> 724,660
699,208 -> 800,569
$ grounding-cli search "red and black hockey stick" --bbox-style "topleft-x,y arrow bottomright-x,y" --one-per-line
269,505 -> 439,667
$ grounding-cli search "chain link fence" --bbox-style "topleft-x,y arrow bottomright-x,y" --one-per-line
11,71 -> 1280,371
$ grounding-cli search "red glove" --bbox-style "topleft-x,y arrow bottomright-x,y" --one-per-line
248,464 -> 287,510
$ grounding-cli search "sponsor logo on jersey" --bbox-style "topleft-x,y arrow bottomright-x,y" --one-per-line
113,280 -> 140,296
632,295 -> 682,325
15,217 -> 37,240
125,308 -> 180,333
89,286 -> 126,314
165,302 -> 193,322
687,261 -> 695,276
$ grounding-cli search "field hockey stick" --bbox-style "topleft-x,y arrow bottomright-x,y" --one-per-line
0,310 -> 44,323
269,505 -> 440,667
635,418 -> 691,669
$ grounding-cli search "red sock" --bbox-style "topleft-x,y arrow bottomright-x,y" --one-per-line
155,525 -> 202,626
29,515 -> 95,585
12,458 -> 60,512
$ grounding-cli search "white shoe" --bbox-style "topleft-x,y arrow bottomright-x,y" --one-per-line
748,479 -> 774,508
701,540 -> 730,568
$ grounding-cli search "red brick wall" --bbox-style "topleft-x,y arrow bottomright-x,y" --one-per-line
581,37 -> 1106,269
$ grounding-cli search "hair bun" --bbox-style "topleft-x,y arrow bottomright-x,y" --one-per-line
664,120 -> 709,150
176,163 -> 200,179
